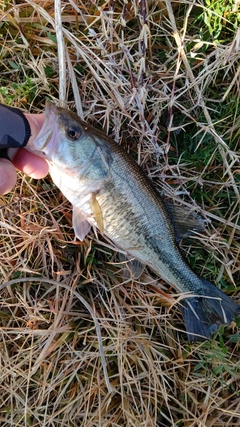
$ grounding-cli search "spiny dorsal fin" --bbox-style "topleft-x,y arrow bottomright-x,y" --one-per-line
90,193 -> 104,234
164,201 -> 206,241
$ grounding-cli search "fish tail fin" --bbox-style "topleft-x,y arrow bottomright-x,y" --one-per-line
182,280 -> 240,341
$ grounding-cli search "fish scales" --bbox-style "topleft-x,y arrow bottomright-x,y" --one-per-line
96,157 -> 200,292
26,102 -> 240,341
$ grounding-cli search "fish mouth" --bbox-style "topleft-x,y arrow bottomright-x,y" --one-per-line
26,101 -> 58,158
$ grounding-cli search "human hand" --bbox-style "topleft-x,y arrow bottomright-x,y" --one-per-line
0,114 -> 49,195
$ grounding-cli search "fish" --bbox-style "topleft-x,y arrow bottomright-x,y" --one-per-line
26,101 -> 240,341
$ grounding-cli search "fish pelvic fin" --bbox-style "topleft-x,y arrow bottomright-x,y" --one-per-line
182,280 -> 240,341
73,206 -> 91,241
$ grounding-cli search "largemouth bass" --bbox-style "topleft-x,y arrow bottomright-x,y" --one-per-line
27,102 -> 240,341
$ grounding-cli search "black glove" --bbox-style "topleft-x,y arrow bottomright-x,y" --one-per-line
0,103 -> 31,159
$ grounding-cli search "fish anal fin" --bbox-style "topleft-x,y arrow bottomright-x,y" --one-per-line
73,206 -> 91,241
90,193 -> 104,234
182,279 -> 240,341
164,201 -> 205,241
119,254 -> 145,281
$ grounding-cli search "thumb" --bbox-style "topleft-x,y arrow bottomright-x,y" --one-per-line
0,158 -> 17,195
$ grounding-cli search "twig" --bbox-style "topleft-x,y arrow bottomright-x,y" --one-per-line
55,0 -> 67,105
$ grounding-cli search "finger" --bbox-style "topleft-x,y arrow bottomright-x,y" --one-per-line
12,148 -> 49,179
0,158 -> 17,195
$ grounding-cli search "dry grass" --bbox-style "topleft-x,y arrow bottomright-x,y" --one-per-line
0,1 -> 240,426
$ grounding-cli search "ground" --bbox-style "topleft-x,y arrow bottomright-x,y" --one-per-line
0,1 -> 240,426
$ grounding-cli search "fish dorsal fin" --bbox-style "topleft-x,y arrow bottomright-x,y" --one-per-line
119,253 -> 145,281
73,206 -> 91,241
90,193 -> 104,234
164,201 -> 206,241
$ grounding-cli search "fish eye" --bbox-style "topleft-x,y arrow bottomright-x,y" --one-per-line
67,125 -> 81,141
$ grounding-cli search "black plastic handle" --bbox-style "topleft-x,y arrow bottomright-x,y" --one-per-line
0,104 -> 31,160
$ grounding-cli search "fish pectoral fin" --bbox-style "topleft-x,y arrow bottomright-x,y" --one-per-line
119,253 -> 145,281
72,206 -> 91,241
90,193 -> 104,234
164,201 -> 206,241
